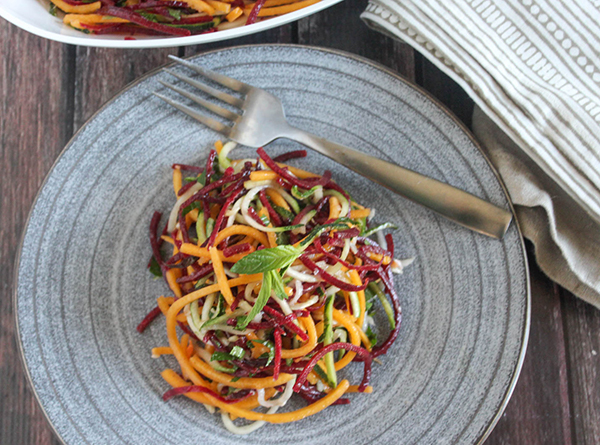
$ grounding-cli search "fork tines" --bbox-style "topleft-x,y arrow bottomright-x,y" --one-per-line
153,55 -> 248,136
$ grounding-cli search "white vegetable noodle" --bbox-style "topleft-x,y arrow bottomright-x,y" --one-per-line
348,291 -> 361,321
312,186 -> 324,204
289,280 -> 303,305
223,265 -> 238,278
167,182 -> 203,232
241,185 -> 285,233
368,207 -> 376,222
377,231 -> 388,251
201,292 -> 218,323
245,281 -> 260,303
340,239 -> 351,261
289,295 -> 320,311
218,141 -> 237,170
285,266 -> 320,283
325,285 -> 340,297
257,377 -> 296,408
390,257 -> 415,274
225,197 -> 244,227
291,210 -> 316,235
232,158 -> 257,174
184,303 -> 204,341
221,405 -> 279,435
273,290 -> 293,316
243,179 -> 275,190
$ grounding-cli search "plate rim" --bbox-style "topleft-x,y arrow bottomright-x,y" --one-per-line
13,43 -> 531,445
0,0 -> 343,49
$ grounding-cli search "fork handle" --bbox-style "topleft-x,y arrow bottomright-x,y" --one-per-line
283,127 -> 513,239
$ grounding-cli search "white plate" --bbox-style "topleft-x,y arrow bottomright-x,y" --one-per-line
0,0 -> 343,48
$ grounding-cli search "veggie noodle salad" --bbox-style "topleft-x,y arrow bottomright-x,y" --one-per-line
138,141 -> 412,434
49,0 -> 322,37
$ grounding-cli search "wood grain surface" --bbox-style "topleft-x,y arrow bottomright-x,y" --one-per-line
1,1 -> 599,444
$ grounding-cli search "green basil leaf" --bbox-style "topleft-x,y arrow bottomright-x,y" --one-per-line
365,296 -> 375,314
270,270 -> 288,300
229,346 -> 245,359
230,245 -> 301,275
148,256 -> 163,278
49,3 -> 58,16
211,351 -> 235,362
211,346 -> 246,362
181,201 -> 201,217
366,326 -> 378,347
236,271 -> 272,329
276,231 -> 290,246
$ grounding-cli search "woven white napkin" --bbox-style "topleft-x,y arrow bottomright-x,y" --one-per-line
362,0 -> 600,308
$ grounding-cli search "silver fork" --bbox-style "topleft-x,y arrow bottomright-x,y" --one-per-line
154,55 -> 513,239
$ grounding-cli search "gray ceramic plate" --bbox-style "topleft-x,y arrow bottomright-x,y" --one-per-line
15,45 -> 529,445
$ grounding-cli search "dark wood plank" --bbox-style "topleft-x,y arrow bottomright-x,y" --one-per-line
0,21 -> 74,445
298,0 -> 415,80
73,46 -> 180,130
485,244 -> 572,445
561,290 -> 600,444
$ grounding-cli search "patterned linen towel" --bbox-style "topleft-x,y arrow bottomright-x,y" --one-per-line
362,0 -> 600,308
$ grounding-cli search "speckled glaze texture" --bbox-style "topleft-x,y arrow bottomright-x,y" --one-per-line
15,45 -> 529,445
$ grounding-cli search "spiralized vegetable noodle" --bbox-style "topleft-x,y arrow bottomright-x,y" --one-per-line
138,141 -> 409,434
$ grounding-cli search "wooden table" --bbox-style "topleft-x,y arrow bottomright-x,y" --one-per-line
1,1 -> 598,443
